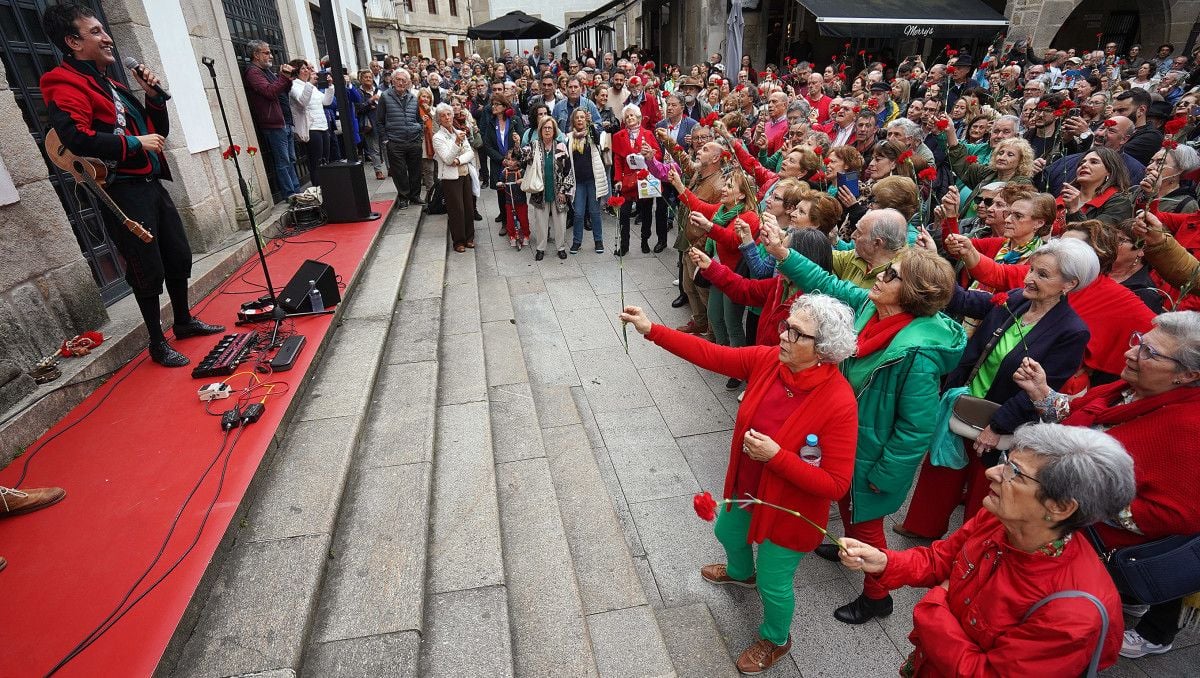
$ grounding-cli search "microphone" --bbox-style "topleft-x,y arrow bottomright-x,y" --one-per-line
122,57 -> 172,100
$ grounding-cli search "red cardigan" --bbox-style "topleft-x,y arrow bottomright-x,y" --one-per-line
965,258 -> 1154,379
1152,210 -> 1200,312
677,191 -> 760,273
875,512 -> 1122,676
702,261 -> 802,346
1065,381 -> 1200,549
611,126 -> 662,200
646,324 -> 858,552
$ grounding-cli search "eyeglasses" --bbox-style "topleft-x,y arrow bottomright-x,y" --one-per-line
997,451 -> 1040,484
977,197 -> 995,207
1129,332 -> 1186,368
879,266 -> 903,283
777,320 -> 817,344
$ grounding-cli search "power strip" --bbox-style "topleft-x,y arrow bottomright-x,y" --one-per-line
270,334 -> 306,372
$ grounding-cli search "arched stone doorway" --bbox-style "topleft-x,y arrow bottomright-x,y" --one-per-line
1047,0 -> 1167,52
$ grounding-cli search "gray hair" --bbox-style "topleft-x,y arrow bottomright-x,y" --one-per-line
1167,144 -> 1200,175
996,114 -> 1020,130
246,40 -> 270,57
788,293 -> 857,364
433,102 -> 453,120
867,208 -> 910,252
1152,311 -> 1200,376
1009,423 -> 1135,534
786,98 -> 811,116
1030,238 -> 1099,292
886,118 -> 923,142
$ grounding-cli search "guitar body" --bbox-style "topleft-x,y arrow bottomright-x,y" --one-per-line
43,128 -> 153,243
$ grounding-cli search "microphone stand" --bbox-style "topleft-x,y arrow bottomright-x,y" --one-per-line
201,56 -> 330,348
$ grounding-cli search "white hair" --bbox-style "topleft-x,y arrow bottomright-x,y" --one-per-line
621,104 -> 643,119
1032,238 -> 1100,292
789,293 -> 858,364
433,102 -> 453,120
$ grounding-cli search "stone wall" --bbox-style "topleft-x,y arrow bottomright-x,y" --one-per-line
0,62 -> 108,372
1006,0 -> 1196,52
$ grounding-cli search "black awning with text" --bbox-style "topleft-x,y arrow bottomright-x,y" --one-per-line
794,0 -> 1008,39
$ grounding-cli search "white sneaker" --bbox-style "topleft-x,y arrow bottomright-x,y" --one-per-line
1120,629 -> 1172,658
673,279 -> 680,286
737,390 -> 745,402
1123,603 -> 1150,618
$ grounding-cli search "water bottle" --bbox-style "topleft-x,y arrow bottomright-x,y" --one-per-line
799,434 -> 822,467
307,280 -> 324,311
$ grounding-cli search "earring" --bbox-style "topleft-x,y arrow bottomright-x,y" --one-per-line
1043,514 -> 1054,522
1174,379 -> 1183,384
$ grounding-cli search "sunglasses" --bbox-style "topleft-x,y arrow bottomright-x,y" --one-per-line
879,266 -> 903,283
977,197 -> 995,207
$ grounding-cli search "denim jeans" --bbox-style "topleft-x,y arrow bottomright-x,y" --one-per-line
264,126 -> 300,196
571,180 -> 604,246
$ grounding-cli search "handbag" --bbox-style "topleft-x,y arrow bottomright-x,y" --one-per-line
1084,527 -> 1200,605
1022,591 -> 1108,678
949,395 -> 1014,450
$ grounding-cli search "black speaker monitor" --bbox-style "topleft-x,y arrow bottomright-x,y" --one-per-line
318,160 -> 372,223
279,259 -> 340,312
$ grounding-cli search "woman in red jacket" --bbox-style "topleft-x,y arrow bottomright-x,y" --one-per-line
1014,311 -> 1200,660
620,294 -> 859,674
666,165 -> 762,389
610,104 -> 662,255
840,423 -> 1134,676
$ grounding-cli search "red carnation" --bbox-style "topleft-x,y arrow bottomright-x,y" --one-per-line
966,154 -> 979,164
221,146 -> 234,160
1163,139 -> 1180,150
947,49 -> 958,57
844,42 -> 851,49
858,49 -> 866,56
1102,119 -> 1118,128
607,195 -> 626,208
935,119 -> 950,131
247,146 -> 258,155
505,108 -> 515,118
851,105 -> 861,113
759,70 -> 770,78
947,66 -> 957,75
867,97 -> 879,108
1096,32 -> 1103,39
735,84 -> 745,92
702,112 -> 719,126
810,170 -> 826,184
813,146 -> 824,156
1164,116 -> 1187,135
523,50 -> 529,55
693,492 -> 718,521
918,167 -> 938,182
1053,109 -> 1065,117
898,150 -> 914,163
635,169 -> 649,180
990,293 -> 1009,307
837,73 -> 847,81
1037,101 -> 1051,110
838,64 -> 847,72
1059,99 -> 1076,110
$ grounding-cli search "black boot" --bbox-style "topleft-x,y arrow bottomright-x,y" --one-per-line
653,238 -> 667,253
641,240 -> 651,254
149,340 -> 189,367
671,292 -> 688,308
173,318 -> 226,339
814,544 -> 841,562
833,594 -> 893,625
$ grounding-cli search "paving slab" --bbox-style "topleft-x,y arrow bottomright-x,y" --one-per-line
436,331 -> 487,405
357,360 -> 438,468
559,305 -> 625,352
496,457 -> 597,678
420,585 -> 514,678
443,246 -> 478,287
676,431 -> 736,498
589,442 -> 646,558
639,285 -> 694,331
511,290 -> 562,335
596,290 -> 682,370
655,603 -> 739,678
482,320 -> 529,387
385,296 -> 442,365
569,384 -> 606,450
520,331 -> 580,387
587,605 -> 676,678
573,346 -> 656,414
293,318 -> 389,422
543,425 -> 647,615
489,382 -> 545,463
429,401 -> 503,594
546,275 -> 603,312
785,577 -> 906,678
640,363 -> 735,438
530,382 -> 584,429
593,406 -> 700,502
305,631 -> 420,678
440,280 -> 482,337
313,462 -> 432,643
409,223 -> 448,264
174,534 -> 330,678
398,258 -> 446,300
477,274 -> 515,322
245,416 -> 358,542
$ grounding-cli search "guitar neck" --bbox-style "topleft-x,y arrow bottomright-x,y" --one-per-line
80,171 -> 134,225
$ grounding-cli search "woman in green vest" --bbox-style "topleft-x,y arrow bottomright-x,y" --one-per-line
762,213 -> 967,625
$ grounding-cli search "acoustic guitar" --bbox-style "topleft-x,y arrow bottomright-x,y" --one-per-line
43,128 -> 153,243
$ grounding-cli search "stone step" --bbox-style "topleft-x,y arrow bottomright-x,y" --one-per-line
419,233 -> 514,677
654,604 -> 739,678
162,207 -> 424,678
474,208 -> 675,678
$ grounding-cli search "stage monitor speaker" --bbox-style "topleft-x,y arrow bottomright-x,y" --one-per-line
318,160 -> 372,223
279,259 -> 340,312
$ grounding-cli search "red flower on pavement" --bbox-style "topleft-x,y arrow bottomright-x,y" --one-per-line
1102,119 -> 1118,128
607,195 -> 625,208
966,154 -> 979,164
898,150 -> 914,163
702,112 -> 719,126
1163,139 -> 1179,150
990,292 -> 1009,307
935,118 -> 950,131
693,492 -> 718,521
1164,117 -> 1187,135
918,167 -> 938,182
867,97 -> 879,109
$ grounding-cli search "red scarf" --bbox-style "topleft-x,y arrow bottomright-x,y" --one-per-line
1064,380 -> 1200,428
856,312 -> 914,358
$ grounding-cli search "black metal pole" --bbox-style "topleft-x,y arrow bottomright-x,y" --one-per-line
320,0 -> 360,163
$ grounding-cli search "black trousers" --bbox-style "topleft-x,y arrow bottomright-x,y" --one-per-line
387,141 -> 423,201
1136,597 -> 1184,646
305,129 -> 331,186
619,197 -> 654,247
103,179 -> 192,296
653,186 -> 678,242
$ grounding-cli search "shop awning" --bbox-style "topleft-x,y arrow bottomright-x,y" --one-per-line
550,0 -> 639,47
794,0 -> 1008,39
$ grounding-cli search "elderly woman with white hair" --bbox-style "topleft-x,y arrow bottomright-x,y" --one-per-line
431,102 -> 476,252
609,103 -> 662,255
620,294 -> 861,674
841,423 -> 1134,675
1139,143 -> 1200,214
900,238 -> 1097,541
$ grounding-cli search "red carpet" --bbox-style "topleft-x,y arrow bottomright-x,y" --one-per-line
0,201 -> 392,677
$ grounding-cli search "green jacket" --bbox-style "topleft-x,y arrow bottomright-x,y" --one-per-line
777,251 -> 967,523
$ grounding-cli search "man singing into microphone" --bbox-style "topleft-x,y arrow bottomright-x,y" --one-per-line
39,3 -> 223,367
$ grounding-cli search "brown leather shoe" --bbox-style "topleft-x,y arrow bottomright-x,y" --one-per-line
0,486 -> 66,518
676,320 -> 709,335
465,240 -> 476,249
736,636 -> 792,674
375,171 -> 386,180
700,563 -> 756,588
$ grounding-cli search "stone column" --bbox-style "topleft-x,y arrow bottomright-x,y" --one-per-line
0,62 -> 108,371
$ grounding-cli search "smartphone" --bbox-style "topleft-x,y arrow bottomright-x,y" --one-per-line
1068,108 -> 1082,118
837,171 -> 861,198
317,72 -> 330,88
